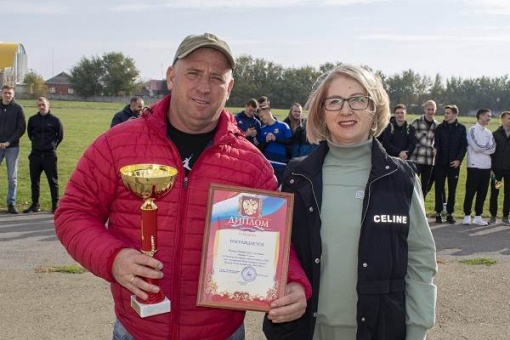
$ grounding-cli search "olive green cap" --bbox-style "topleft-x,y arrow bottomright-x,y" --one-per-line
173,33 -> 235,69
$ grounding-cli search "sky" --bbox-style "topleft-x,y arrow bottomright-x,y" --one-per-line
4,0 -> 510,81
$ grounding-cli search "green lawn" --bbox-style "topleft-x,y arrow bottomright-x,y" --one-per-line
1,100 -> 120,211
0,99 -> 504,218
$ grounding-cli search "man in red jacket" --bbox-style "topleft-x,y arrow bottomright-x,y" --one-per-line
54,33 -> 310,340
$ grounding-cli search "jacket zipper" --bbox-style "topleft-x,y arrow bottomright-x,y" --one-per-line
170,141 -> 230,339
361,167 -> 398,226
291,172 -> 321,215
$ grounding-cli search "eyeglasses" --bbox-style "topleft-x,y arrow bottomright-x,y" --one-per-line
323,96 -> 372,111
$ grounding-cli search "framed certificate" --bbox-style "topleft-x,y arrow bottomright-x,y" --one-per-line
197,184 -> 294,312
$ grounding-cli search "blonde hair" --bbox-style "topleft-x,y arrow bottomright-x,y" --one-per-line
422,99 -> 437,109
305,64 -> 390,144
500,111 -> 510,119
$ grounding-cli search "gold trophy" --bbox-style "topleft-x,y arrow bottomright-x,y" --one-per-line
120,164 -> 178,318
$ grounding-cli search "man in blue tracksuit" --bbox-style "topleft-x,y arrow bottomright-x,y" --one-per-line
256,106 -> 292,185
234,98 -> 260,145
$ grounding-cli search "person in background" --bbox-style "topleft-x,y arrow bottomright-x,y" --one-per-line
462,109 -> 496,225
433,104 -> 467,224
409,100 -> 439,198
110,96 -> 145,127
283,103 -> 317,158
264,64 -> 437,340
257,96 -> 270,108
54,32 -> 310,340
0,85 -> 26,214
23,97 -> 64,214
256,96 -> 271,120
489,110 -> 510,225
257,106 -> 293,185
234,98 -> 260,145
380,103 -> 417,161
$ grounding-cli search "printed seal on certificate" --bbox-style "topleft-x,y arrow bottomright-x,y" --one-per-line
241,266 -> 257,282
197,184 -> 294,312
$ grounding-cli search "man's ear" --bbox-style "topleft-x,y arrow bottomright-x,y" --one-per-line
166,66 -> 175,91
226,77 -> 234,101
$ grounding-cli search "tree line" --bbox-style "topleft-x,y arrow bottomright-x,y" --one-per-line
23,52 -> 510,114
231,56 -> 510,114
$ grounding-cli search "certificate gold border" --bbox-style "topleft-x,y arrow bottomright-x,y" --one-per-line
197,184 -> 294,312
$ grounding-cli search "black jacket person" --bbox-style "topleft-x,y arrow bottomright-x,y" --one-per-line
263,64 -> 437,340
24,97 -> 64,213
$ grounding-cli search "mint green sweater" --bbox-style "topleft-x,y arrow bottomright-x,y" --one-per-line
313,139 -> 437,340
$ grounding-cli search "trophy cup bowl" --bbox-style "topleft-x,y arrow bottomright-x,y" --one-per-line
120,164 -> 178,317
120,164 -> 177,200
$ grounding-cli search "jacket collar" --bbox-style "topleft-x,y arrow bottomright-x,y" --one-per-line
496,125 -> 510,135
36,111 -> 52,117
441,118 -> 460,127
390,116 -> 408,129
419,114 -> 438,125
291,138 -> 399,181
291,141 -> 329,179
369,139 -> 399,180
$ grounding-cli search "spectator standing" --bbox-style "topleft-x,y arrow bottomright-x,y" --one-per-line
380,103 -> 417,160
110,96 -> 145,127
257,96 -> 270,108
23,97 -> 64,214
489,110 -> 510,225
433,105 -> 467,224
410,100 -> 439,198
234,98 -> 260,144
255,96 -> 271,120
462,109 -> 496,225
257,106 -> 293,184
283,103 -> 316,158
263,64 -> 437,340
0,84 -> 26,214
54,32 -> 310,340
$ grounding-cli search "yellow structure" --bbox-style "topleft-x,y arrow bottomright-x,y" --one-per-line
0,42 -> 27,85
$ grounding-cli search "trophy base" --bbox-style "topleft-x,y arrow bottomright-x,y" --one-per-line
131,295 -> 171,318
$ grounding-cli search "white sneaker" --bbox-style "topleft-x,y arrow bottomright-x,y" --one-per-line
473,216 -> 488,226
463,216 -> 471,225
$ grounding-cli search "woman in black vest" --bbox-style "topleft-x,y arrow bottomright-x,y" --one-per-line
263,64 -> 437,340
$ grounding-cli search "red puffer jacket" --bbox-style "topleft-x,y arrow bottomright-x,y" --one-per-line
55,95 -> 310,340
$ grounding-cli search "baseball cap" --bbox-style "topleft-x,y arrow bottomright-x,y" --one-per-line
173,33 -> 235,69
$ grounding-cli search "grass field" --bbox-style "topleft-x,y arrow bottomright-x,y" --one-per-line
0,99 -> 504,219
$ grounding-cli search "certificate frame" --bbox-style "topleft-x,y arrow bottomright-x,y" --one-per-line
197,184 -> 294,312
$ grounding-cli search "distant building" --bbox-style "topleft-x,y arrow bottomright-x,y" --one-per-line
45,72 -> 74,95
148,79 -> 168,97
135,79 -> 167,98
0,42 -> 28,86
